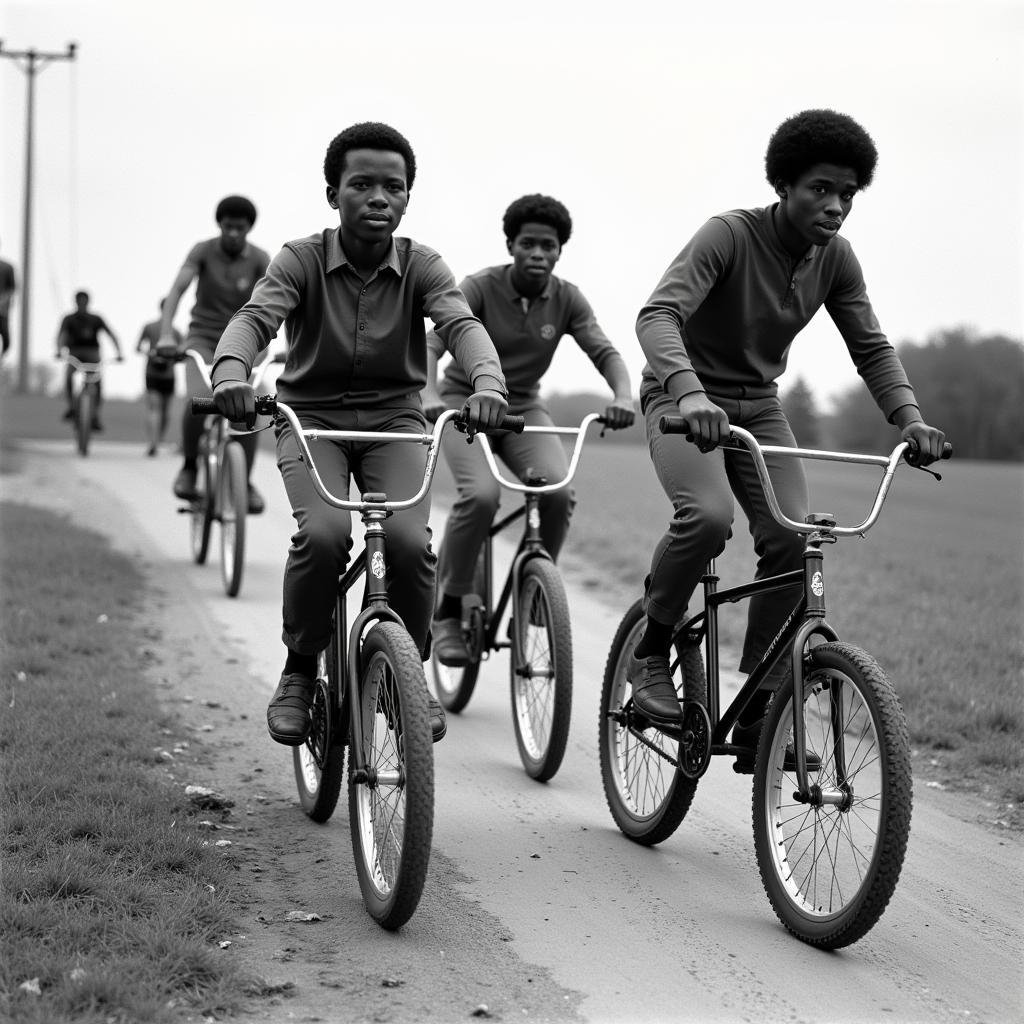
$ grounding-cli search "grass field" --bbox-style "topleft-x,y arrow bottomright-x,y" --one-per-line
0,496 -> 253,1021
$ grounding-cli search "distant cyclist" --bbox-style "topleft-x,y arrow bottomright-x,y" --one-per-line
159,195 -> 270,512
628,108 -> 946,772
56,290 -> 124,428
425,193 -> 635,666
137,298 -> 181,456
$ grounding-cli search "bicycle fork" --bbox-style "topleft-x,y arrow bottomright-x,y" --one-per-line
508,490 -> 550,674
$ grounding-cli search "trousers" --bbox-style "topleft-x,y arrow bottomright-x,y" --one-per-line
437,399 -> 574,597
641,389 -> 808,673
275,405 -> 435,657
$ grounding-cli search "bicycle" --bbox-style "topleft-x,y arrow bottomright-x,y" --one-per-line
181,349 -> 282,597
193,396 -> 522,929
598,418 -> 952,949
60,352 -> 114,456
429,412 -> 609,782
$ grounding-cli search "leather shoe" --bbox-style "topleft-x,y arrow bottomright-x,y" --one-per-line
267,672 -> 315,746
247,483 -> 265,515
627,653 -> 682,724
433,616 -> 470,667
173,466 -> 199,501
731,718 -> 822,775
428,695 -> 447,742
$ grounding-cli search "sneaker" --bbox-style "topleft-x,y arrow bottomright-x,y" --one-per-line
146,445 -> 157,457
731,717 -> 822,775
247,484 -> 265,515
266,672 -> 315,746
62,408 -> 74,421
91,419 -> 103,432
428,694 -> 447,742
432,616 -> 470,667
173,466 -> 198,501
627,653 -> 682,724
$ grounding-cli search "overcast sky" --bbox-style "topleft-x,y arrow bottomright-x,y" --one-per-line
2,0 -> 1021,408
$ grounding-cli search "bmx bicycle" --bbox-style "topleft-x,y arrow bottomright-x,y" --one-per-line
60,351 -> 118,456
599,418 -> 951,948
430,412 -> 611,782
181,349 -> 283,597
194,397 -> 523,929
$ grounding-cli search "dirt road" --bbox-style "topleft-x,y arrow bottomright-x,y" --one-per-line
7,438 -> 1022,1024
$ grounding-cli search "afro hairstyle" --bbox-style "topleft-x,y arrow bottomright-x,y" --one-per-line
765,109 -> 878,190
502,194 -> 573,246
215,195 -> 257,226
323,122 -> 417,190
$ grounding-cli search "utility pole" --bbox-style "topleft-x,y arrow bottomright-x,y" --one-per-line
0,40 -> 77,393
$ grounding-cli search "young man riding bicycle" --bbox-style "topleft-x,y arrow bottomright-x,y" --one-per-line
56,290 -> 124,428
159,195 -> 270,513
627,109 -> 946,772
425,193 -> 635,666
209,122 -> 508,748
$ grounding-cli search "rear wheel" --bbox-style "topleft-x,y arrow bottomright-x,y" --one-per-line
752,641 -> 912,948
219,442 -> 247,597
190,442 -> 215,565
75,387 -> 93,456
430,553 -> 487,713
599,599 -> 707,845
294,633 -> 347,823
349,622 -> 434,930
509,558 -> 572,782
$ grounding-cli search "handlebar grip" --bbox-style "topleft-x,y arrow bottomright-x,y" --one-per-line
658,415 -> 691,435
498,414 -> 526,434
190,397 -> 218,416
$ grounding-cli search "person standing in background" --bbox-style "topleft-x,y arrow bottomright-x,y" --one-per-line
0,238 -> 15,359
137,298 -> 180,455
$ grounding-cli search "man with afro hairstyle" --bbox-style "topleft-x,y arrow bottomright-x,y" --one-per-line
425,193 -> 635,666
211,122 -> 509,746
627,109 -> 946,771
160,194 -> 270,512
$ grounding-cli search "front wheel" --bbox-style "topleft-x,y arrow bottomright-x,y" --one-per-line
752,641 -> 913,949
190,445 -> 215,565
75,387 -> 93,456
349,622 -> 434,930
509,557 -> 573,782
430,552 -> 486,713
219,442 -> 247,597
294,633 -> 347,822
599,599 -> 707,845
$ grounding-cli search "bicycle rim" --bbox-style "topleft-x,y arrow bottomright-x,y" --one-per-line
753,641 -> 913,948
350,622 -> 434,930
219,443 -> 247,597
510,559 -> 572,781
76,389 -> 92,456
599,599 -> 703,845
294,637 -> 345,822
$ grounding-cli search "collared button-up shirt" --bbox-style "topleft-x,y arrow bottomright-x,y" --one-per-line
213,229 -> 505,409
636,205 -> 918,421
428,264 -> 630,408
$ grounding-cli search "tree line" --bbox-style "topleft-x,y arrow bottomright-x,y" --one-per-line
548,327 -> 1022,461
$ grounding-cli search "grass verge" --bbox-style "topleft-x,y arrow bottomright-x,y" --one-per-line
0,500 -> 251,1022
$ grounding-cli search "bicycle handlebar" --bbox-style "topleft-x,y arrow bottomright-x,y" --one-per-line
476,411 -> 606,495
200,400 -> 523,512
59,352 -> 114,372
658,415 -> 952,536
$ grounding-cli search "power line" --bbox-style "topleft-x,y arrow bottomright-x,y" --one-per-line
0,39 -> 77,394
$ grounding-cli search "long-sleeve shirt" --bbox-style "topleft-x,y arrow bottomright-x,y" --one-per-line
428,264 -> 631,408
213,229 -> 505,409
636,205 -> 918,422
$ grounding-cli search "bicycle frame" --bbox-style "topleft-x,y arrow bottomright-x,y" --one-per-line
274,402 -> 467,778
667,426 -> 918,798
471,413 -> 605,667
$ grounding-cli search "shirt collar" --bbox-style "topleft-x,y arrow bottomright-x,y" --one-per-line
502,263 -> 552,302
326,229 -> 402,276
